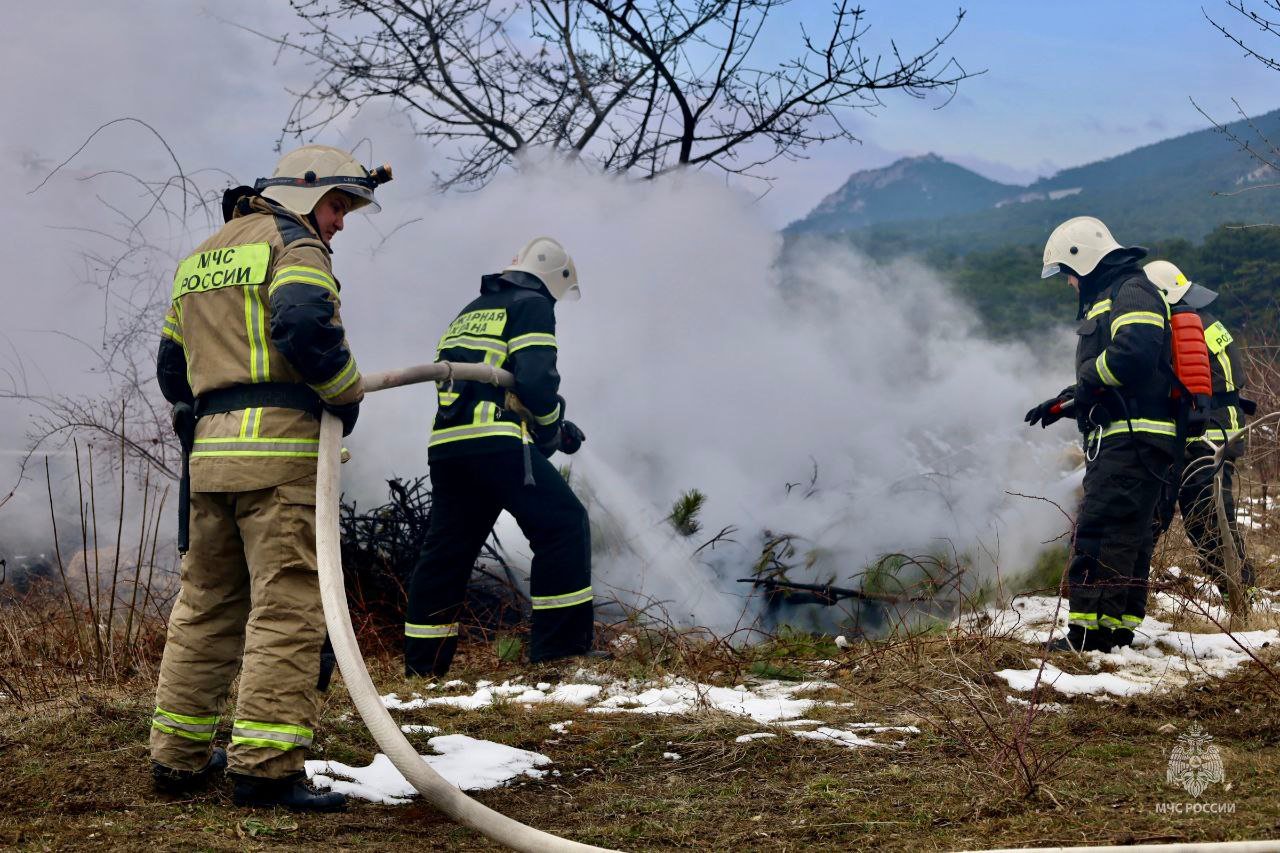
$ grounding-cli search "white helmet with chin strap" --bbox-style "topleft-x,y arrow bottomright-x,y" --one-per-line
503,237 -> 580,301
1041,215 -> 1124,278
256,144 -> 392,216
1143,259 -> 1193,304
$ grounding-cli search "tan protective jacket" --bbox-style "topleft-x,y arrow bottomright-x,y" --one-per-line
158,195 -> 363,492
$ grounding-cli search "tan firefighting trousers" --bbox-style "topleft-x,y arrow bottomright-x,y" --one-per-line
150,474 -> 324,779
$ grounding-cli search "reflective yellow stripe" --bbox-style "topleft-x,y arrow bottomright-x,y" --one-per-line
1093,418 -> 1178,441
1110,311 -> 1165,337
1095,352 -> 1121,386
1099,614 -> 1123,629
312,355 -> 360,401
428,422 -> 524,447
1121,614 -> 1142,626
231,720 -> 313,751
152,707 -> 219,741
1086,299 -> 1112,320
1068,611 -> 1099,628
191,437 -> 320,458
532,402 -> 562,427
162,317 -> 184,345
508,332 -> 558,353
268,265 -> 338,298
244,287 -> 270,383
172,242 -> 271,300
1193,424 -> 1243,444
531,586 -> 593,610
437,335 -> 507,358
438,390 -> 461,407
405,622 -> 459,639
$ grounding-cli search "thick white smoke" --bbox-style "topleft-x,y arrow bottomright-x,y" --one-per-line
334,149 -> 1080,633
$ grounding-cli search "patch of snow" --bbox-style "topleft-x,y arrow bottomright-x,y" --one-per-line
1005,695 -> 1065,713
735,733 -> 778,743
306,736 -> 551,804
400,724 -> 441,734
549,721 -> 573,734
442,679 -> 467,689
793,727 -> 889,748
587,677 -> 822,723
662,752 -> 681,760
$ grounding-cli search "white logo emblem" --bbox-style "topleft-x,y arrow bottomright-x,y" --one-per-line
1166,723 -> 1225,798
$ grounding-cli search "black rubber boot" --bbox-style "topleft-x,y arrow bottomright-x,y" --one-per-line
231,772 -> 347,812
1047,625 -> 1114,653
1111,628 -> 1135,648
153,746 -> 227,795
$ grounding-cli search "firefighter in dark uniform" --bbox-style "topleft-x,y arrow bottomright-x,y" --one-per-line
405,237 -> 592,677
1026,217 -> 1176,652
1144,260 -> 1256,596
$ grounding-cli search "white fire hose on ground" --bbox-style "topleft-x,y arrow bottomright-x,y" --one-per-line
316,361 -> 612,852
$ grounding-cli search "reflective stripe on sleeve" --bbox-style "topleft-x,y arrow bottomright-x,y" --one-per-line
1095,352 -> 1121,386
1086,300 -> 1112,320
152,707 -> 219,742
508,332 -> 558,353
532,402 -> 562,427
231,720 -> 314,752
531,586 -> 593,611
405,622 -> 460,639
1110,311 -> 1165,337
162,317 -> 184,345
311,355 -> 360,401
269,265 -> 339,298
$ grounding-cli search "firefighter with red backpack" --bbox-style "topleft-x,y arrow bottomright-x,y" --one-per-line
1144,260 -> 1257,599
1025,217 -> 1214,652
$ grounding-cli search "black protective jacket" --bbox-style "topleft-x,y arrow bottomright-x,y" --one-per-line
428,275 -> 564,461
1073,263 -> 1177,454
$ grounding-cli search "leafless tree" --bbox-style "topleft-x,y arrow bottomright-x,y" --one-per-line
1199,2 -> 1280,189
257,0 -> 975,189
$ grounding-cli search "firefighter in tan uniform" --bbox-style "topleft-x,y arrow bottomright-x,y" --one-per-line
149,145 -> 390,811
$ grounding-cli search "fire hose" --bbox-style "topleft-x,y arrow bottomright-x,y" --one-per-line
316,361 -> 613,852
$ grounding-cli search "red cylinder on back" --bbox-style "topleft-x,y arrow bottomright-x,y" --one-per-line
1169,309 -> 1213,398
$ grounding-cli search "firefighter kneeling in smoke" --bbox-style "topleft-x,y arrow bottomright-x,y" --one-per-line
1144,260 -> 1257,598
151,145 -> 389,810
404,238 -> 594,677
1026,216 -> 1178,652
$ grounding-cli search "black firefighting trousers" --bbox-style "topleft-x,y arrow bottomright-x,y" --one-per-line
1068,436 -> 1172,633
1154,441 -> 1254,591
404,448 -> 593,677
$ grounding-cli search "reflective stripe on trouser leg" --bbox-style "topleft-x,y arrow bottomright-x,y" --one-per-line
228,475 -> 325,778
1069,439 -> 1167,639
514,452 -> 594,663
152,707 -> 219,742
151,490 -> 251,772
405,461 -> 503,677
231,720 -> 314,751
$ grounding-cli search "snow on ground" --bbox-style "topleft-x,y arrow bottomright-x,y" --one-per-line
962,574 -> 1277,700
306,735 -> 551,804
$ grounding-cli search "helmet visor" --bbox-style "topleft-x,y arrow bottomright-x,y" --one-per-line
336,183 -> 380,214
1040,263 -> 1061,279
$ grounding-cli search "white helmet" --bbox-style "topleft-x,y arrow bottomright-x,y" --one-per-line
1143,260 -> 1193,304
1041,216 -> 1124,279
256,144 -> 391,216
503,237 -> 580,301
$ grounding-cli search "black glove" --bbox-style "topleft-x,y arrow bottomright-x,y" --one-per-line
324,401 -> 360,437
1025,387 -> 1074,429
559,420 -> 585,455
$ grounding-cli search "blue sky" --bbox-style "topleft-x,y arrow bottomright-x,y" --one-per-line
755,1 -> 1280,220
